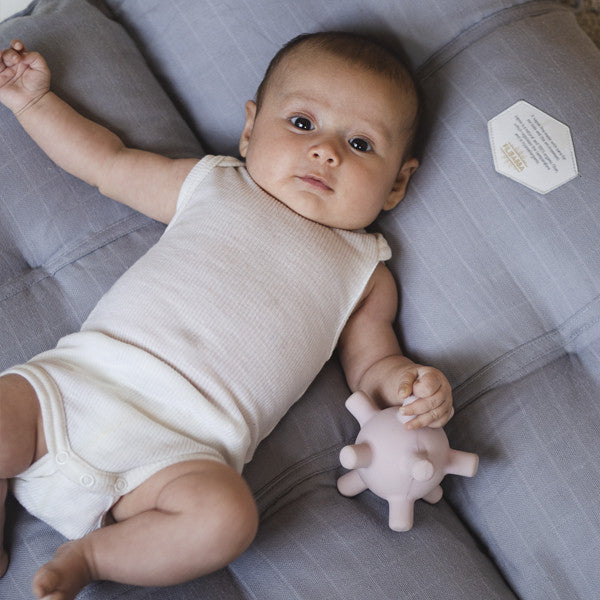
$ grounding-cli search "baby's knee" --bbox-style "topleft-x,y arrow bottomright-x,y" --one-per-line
204,465 -> 259,555
163,461 -> 259,561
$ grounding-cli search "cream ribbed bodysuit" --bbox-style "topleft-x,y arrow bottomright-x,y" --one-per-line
6,155 -> 391,538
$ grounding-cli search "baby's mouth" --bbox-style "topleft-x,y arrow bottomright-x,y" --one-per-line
299,174 -> 333,192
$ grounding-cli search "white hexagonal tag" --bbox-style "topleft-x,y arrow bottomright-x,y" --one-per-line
488,101 -> 578,194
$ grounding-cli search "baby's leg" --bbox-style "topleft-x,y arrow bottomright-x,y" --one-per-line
0,374 -> 47,577
0,479 -> 8,577
33,459 -> 259,600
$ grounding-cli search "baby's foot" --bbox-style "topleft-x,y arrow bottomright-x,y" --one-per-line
32,541 -> 93,600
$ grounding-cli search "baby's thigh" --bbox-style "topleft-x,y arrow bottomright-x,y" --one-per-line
0,374 -> 47,475
112,459 -> 258,526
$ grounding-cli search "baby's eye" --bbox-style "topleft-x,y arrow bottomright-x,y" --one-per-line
290,116 -> 314,130
349,137 -> 372,152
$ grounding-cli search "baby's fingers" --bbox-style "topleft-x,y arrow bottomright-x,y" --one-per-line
400,392 -> 442,418
0,48 -> 13,76
411,368 -> 446,399
0,42 -> 24,67
403,402 -> 454,430
400,385 -> 453,428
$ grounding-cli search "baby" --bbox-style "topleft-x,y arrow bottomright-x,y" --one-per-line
0,32 -> 453,600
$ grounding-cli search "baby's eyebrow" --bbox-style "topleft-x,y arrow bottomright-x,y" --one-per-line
364,119 -> 396,143
349,116 -> 399,147
278,91 -> 320,106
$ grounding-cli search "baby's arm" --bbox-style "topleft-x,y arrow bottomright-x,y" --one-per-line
338,263 -> 453,430
0,40 -> 197,224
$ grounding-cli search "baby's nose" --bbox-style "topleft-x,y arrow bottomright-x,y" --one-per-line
309,139 -> 341,165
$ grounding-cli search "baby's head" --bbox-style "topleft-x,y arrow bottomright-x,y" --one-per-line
239,31 -> 421,230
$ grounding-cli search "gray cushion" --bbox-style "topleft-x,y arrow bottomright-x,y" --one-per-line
2,0 -> 600,599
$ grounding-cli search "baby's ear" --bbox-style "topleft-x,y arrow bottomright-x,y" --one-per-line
384,157 -> 419,210
238,100 -> 257,158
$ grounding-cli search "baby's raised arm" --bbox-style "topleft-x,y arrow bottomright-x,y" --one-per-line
338,263 -> 453,430
0,40 -> 197,224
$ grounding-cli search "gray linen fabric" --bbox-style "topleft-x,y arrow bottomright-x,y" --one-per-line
104,0 -> 546,156
1,0 -> 600,598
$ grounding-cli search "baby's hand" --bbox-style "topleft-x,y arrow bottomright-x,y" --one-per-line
394,364 -> 453,430
0,39 -> 50,115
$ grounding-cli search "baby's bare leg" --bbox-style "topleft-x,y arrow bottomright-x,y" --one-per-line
0,479 -> 8,577
0,374 -> 47,577
33,459 -> 258,600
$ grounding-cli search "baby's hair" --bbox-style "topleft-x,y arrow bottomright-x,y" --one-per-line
255,31 -> 422,158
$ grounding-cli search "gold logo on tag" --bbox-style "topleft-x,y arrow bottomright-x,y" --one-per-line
500,142 -> 527,173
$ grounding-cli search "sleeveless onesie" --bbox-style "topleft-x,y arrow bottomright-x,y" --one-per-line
5,156 -> 391,538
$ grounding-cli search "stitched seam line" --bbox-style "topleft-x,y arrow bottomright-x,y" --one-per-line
252,442 -> 348,514
453,294 -> 600,409
0,214 -> 158,303
417,1 -> 569,80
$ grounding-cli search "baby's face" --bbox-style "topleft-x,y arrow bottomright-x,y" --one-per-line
239,49 -> 418,230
